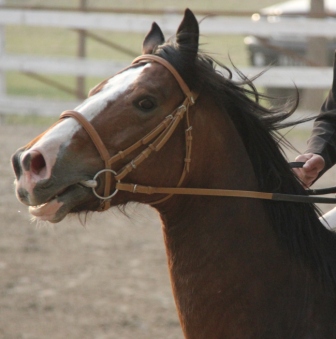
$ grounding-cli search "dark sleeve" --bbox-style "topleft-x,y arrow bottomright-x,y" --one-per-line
306,113 -> 336,175
305,52 -> 336,176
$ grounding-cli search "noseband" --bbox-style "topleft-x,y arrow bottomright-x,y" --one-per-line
60,55 -> 336,210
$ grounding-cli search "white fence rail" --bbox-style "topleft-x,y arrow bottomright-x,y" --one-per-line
0,96 -> 80,116
1,8 -> 336,37
0,65 -> 332,116
0,8 -> 335,116
1,54 -> 332,88
0,54 -> 126,77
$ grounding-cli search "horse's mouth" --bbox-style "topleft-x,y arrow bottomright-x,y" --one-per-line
29,198 -> 64,222
28,183 -> 91,223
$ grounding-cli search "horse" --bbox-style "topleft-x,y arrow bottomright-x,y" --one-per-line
11,8 -> 336,338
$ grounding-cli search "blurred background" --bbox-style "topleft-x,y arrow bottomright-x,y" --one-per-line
1,0 -> 335,119
1,1 -> 336,338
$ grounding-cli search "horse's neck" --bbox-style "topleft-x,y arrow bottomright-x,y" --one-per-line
155,101 -> 336,337
159,191 -> 288,337
160,199 -> 336,338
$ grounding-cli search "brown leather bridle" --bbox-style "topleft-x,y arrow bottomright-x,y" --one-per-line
59,55 -> 336,210
60,55 -> 197,210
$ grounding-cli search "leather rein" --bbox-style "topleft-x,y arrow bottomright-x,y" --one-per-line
59,54 -> 336,210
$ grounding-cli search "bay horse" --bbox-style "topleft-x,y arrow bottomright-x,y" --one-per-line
11,9 -> 336,338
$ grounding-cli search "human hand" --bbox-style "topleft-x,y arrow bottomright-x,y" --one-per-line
293,153 -> 325,187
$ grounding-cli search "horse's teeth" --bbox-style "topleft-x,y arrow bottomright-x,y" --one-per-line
33,202 -> 47,209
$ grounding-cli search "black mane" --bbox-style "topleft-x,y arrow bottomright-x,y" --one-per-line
154,38 -> 336,291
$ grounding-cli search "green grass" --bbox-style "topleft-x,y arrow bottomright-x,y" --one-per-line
2,113 -> 57,126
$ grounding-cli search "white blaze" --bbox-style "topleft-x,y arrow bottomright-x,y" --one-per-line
20,63 -> 150,181
75,63 -> 150,120
43,64 -> 149,146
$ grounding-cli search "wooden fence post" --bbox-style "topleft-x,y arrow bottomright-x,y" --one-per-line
0,0 -> 6,97
77,0 -> 87,99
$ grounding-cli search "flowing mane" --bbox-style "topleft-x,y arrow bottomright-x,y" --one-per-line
154,37 -> 336,291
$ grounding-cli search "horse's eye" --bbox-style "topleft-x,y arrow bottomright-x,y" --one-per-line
137,98 -> 155,111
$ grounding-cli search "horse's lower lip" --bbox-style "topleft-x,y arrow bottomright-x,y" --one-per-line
28,185 -> 75,221
29,198 -> 64,221
25,181 -> 96,223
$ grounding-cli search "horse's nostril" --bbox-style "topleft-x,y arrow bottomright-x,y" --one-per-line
22,151 -> 46,175
30,151 -> 46,175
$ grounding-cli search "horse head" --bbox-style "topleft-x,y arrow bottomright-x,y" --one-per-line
11,9 -> 201,223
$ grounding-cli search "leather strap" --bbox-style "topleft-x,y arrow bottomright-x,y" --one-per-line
132,55 -> 197,105
116,182 -> 336,204
117,182 -> 273,199
60,111 -> 110,162
58,55 -> 198,210
60,110 -> 113,211
58,56 -> 336,208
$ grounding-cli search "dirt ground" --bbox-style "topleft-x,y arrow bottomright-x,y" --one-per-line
1,120 -> 336,339
0,123 -> 182,339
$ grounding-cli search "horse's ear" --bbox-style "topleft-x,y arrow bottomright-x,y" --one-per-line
176,8 -> 199,58
142,22 -> 165,55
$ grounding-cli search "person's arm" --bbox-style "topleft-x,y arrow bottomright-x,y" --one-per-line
293,52 -> 336,186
